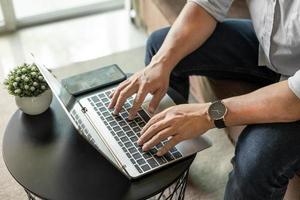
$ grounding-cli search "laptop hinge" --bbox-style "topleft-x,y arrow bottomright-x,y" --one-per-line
122,165 -> 132,178
78,101 -> 88,113
81,107 -> 88,113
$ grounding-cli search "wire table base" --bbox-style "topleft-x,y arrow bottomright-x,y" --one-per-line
148,169 -> 189,200
24,169 -> 189,200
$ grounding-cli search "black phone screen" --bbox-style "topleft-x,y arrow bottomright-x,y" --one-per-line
62,64 -> 126,96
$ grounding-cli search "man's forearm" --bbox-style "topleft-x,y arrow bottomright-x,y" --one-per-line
223,81 -> 300,126
151,2 -> 217,71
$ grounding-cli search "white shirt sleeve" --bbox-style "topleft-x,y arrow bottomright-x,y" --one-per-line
188,0 -> 234,22
288,69 -> 300,99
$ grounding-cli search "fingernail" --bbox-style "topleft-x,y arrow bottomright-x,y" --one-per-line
156,151 -> 162,156
148,107 -> 154,113
137,139 -> 141,145
142,145 -> 148,151
113,110 -> 118,115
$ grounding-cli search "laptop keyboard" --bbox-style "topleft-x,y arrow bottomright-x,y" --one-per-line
71,110 -> 98,149
87,89 -> 183,174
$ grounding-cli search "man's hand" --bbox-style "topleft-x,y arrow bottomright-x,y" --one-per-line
108,2 -> 217,120
108,62 -> 171,120
137,103 -> 213,156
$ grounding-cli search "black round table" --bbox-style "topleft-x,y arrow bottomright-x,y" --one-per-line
3,89 -> 195,200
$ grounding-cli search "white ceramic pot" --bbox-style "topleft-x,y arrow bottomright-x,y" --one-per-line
15,89 -> 53,115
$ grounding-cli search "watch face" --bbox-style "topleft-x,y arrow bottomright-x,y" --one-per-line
208,101 -> 227,120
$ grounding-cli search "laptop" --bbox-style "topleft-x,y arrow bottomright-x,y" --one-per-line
37,64 -> 212,179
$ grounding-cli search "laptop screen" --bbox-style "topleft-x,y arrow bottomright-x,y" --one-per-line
37,64 -> 76,110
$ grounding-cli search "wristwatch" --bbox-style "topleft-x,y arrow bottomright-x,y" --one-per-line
207,100 -> 228,128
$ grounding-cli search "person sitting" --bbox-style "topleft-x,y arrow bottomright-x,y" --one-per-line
108,1 -> 300,199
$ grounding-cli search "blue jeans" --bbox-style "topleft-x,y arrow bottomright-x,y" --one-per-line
145,19 -> 300,200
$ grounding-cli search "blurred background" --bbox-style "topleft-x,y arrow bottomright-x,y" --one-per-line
0,0 -> 147,199
0,0 -> 146,74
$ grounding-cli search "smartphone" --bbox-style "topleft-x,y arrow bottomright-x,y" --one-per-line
62,64 -> 127,96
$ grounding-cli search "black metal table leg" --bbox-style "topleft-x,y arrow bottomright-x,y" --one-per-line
24,189 -> 36,200
149,169 -> 189,200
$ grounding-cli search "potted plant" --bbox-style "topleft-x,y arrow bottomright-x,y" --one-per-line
3,63 -> 52,115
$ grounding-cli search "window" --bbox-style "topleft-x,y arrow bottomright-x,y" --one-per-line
0,0 -> 123,33
13,0 -> 120,18
0,3 -> 4,26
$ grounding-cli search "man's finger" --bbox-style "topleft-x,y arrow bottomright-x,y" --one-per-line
138,119 -> 170,146
142,126 -> 174,151
157,135 -> 182,156
148,89 -> 166,113
108,80 -> 130,108
128,85 -> 148,120
113,82 -> 137,114
141,111 -> 165,135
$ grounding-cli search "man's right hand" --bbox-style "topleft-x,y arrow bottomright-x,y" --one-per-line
109,2 -> 217,120
108,62 -> 171,120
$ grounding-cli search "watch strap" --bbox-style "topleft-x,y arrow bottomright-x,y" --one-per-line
214,118 -> 226,129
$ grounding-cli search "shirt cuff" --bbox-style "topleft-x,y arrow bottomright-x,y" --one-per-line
288,70 -> 300,99
188,0 -> 232,22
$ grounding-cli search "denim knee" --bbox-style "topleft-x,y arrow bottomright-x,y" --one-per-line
225,122 -> 300,200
